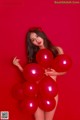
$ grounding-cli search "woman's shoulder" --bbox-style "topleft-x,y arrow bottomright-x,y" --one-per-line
55,46 -> 64,55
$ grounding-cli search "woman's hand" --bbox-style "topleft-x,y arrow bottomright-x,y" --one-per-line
13,56 -> 20,66
44,68 -> 66,76
13,57 -> 23,72
44,68 -> 56,76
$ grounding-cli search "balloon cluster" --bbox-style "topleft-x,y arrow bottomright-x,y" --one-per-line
12,49 -> 72,114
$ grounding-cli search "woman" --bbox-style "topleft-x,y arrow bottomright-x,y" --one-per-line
13,27 -> 66,120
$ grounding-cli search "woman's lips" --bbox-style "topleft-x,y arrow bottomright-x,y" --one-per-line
38,42 -> 41,44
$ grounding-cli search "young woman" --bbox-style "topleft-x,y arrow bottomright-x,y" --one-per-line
13,27 -> 66,120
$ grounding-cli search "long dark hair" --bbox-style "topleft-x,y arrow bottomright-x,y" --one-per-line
25,27 -> 59,63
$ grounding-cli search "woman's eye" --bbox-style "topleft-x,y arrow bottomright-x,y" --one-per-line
32,39 -> 34,42
36,34 -> 38,37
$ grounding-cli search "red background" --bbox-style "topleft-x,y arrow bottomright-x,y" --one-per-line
0,0 -> 80,120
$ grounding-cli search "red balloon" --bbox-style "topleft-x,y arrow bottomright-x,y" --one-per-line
12,83 -> 26,100
23,63 -> 44,83
38,96 -> 56,112
19,97 -> 38,114
36,49 -> 54,68
51,54 -> 72,72
24,81 -> 38,97
39,76 -> 58,98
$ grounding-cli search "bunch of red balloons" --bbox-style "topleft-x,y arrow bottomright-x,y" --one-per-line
38,76 -> 58,111
36,49 -> 72,72
12,81 -> 39,114
12,48 -> 72,113
12,63 -> 44,113
23,63 -> 57,112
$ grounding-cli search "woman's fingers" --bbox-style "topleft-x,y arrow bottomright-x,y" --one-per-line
13,57 -> 20,62
44,69 -> 54,76
13,56 -> 20,66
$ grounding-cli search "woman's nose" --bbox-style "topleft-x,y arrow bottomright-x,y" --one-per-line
36,39 -> 39,42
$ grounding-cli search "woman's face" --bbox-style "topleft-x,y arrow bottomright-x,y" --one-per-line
30,32 -> 45,49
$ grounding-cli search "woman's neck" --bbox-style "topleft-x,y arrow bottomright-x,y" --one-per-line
39,45 -> 46,49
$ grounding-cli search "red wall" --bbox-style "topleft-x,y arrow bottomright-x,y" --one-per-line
0,0 -> 80,120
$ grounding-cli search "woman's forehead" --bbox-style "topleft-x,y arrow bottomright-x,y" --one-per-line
30,32 -> 37,39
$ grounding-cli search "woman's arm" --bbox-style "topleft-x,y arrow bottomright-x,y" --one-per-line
45,68 -> 66,76
13,57 -> 23,72
56,46 -> 64,55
